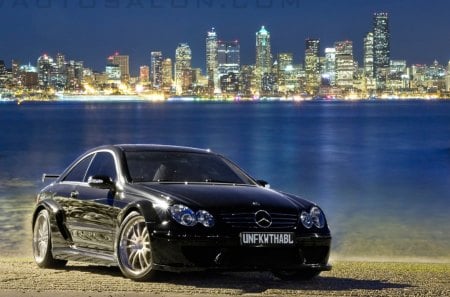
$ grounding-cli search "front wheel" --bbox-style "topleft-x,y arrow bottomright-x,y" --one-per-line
273,269 -> 321,280
116,211 -> 156,281
32,209 -> 67,268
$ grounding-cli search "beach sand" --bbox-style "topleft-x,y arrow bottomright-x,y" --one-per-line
0,257 -> 448,297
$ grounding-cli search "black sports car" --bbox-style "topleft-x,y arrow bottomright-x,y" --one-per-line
32,144 -> 331,281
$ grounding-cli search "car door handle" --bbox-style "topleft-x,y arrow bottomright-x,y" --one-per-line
70,190 -> 79,198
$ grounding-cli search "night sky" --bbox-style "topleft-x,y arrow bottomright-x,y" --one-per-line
1,0 -> 449,75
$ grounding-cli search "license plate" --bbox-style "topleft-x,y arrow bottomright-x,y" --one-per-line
240,232 -> 295,246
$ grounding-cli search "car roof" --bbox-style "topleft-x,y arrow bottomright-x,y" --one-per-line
111,144 -> 213,154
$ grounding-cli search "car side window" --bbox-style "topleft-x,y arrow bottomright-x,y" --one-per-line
85,152 -> 118,182
63,154 -> 94,182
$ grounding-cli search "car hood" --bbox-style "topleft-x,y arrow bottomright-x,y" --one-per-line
133,183 -> 313,213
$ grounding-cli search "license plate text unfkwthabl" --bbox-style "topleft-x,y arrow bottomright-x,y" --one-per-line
240,232 -> 295,246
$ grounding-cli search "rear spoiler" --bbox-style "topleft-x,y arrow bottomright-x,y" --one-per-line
42,174 -> 60,182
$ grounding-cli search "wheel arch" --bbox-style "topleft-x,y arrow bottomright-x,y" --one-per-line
32,200 -> 71,241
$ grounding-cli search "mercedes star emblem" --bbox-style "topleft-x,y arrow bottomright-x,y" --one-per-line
254,210 -> 272,228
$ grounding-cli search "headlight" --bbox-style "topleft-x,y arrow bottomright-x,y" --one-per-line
310,206 -> 325,228
300,211 -> 313,229
301,207 -> 325,229
196,210 -> 215,227
168,204 -> 215,228
169,204 -> 197,226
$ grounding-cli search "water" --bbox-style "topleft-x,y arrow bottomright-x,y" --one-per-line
1,100 -> 449,260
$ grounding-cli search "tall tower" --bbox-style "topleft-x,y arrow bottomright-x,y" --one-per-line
112,53 -> 130,82
335,40 -> 354,90
206,28 -> 219,94
151,51 -> 163,89
305,38 -> 320,94
446,61 -> 450,92
217,40 -> 240,78
373,12 -> 390,90
162,58 -> 173,91
255,26 -> 271,92
364,32 -> 374,78
255,26 -> 271,74
323,48 -> 336,86
37,54 -> 54,88
175,43 -> 192,95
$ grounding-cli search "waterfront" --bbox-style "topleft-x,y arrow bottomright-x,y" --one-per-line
0,100 -> 449,261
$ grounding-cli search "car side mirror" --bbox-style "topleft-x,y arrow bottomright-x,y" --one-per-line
88,175 -> 116,190
256,180 -> 271,189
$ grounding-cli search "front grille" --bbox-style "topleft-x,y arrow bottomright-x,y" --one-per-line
220,212 -> 299,229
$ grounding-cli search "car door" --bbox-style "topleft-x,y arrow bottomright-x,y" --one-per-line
64,151 -> 121,253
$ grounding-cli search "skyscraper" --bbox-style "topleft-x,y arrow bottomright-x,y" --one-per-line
364,32 -> 374,78
151,51 -> 163,89
335,40 -> 354,89
323,48 -> 336,86
305,38 -> 320,94
446,61 -> 450,92
373,12 -> 390,89
162,58 -> 173,91
37,54 -> 55,88
217,40 -> 240,78
206,28 -> 219,94
255,26 -> 271,74
109,53 -> 130,82
175,43 -> 192,95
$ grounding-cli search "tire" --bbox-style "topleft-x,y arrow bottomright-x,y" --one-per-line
116,211 -> 156,281
273,269 -> 321,280
32,209 -> 67,268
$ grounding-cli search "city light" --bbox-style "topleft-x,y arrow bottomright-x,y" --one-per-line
0,12 -> 449,102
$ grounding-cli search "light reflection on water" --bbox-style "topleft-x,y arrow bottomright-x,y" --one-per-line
0,100 -> 449,260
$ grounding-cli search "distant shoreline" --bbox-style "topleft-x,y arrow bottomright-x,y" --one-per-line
1,95 -> 450,104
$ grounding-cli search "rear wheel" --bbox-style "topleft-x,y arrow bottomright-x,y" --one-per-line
273,269 -> 321,280
117,211 -> 156,281
32,209 -> 67,268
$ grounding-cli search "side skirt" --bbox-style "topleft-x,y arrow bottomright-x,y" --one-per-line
52,247 -> 117,266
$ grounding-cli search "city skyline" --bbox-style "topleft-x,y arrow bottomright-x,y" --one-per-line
0,0 -> 449,75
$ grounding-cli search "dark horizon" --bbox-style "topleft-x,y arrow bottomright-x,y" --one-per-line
1,0 -> 449,75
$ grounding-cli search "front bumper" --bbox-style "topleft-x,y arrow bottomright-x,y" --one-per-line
149,230 -> 331,272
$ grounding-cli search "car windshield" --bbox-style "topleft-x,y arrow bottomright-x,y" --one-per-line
124,151 -> 255,184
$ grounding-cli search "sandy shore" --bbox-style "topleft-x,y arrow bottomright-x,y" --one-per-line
0,257 -> 449,297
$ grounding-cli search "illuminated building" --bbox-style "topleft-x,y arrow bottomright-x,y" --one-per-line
12,59 -> 20,86
111,53 -> 130,82
162,58 -> 173,91
335,40 -> 354,90
323,48 -> 336,86
37,54 -> 55,88
54,53 -> 66,90
218,40 -> 240,89
305,38 -> 320,94
206,28 -> 219,94
220,72 -> 239,95
0,60 -> 7,87
373,12 -> 390,90
255,26 -> 271,90
277,53 -> 293,94
175,43 -> 192,95
387,60 -> 408,91
446,61 -> 450,91
140,65 -> 149,83
65,60 -> 84,90
105,63 -> 121,83
364,32 -> 374,78
239,65 -> 255,97
151,51 -> 163,89
19,64 -> 38,88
